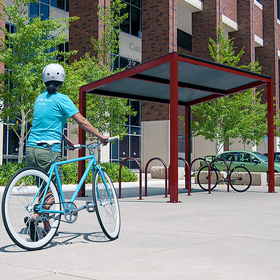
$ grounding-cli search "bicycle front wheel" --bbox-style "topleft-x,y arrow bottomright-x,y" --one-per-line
93,169 -> 120,240
229,166 -> 252,192
197,166 -> 219,191
2,167 -> 61,251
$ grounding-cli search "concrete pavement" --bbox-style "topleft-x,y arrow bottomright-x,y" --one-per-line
0,180 -> 280,279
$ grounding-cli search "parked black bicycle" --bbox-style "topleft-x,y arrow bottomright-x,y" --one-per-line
197,155 -> 252,192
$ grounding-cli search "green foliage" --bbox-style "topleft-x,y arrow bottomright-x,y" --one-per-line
0,0 -> 78,163
62,54 -> 136,141
0,161 -> 137,186
61,1 -> 135,141
62,161 -> 137,184
92,0 -> 128,67
100,162 -> 138,183
0,161 -> 27,186
0,0 -> 134,166
208,26 -> 244,67
190,25 -> 267,152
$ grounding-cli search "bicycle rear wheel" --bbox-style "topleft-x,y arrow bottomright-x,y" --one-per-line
197,166 -> 219,191
229,166 -> 252,192
93,169 -> 120,240
2,167 -> 61,251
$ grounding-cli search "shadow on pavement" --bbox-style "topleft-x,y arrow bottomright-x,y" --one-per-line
0,231 -> 111,253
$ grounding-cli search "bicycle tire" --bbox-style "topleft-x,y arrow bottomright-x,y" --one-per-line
2,167 -> 61,251
93,169 -> 120,240
229,166 -> 252,192
197,166 -> 219,191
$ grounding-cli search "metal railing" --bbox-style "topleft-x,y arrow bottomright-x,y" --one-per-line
119,158 -> 143,200
144,157 -> 168,198
178,157 -> 191,196
190,158 -> 212,194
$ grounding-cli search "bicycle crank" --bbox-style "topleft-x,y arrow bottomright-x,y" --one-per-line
63,202 -> 78,223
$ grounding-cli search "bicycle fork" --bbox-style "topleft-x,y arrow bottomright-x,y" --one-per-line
95,168 -> 113,206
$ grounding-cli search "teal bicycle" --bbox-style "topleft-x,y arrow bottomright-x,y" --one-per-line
2,136 -> 120,251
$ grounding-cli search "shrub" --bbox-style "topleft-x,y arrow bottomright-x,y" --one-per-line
0,162 -> 27,186
62,161 -> 138,184
0,161 -> 138,186
100,162 -> 138,183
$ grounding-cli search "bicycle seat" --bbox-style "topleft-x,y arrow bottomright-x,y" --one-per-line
36,140 -> 61,147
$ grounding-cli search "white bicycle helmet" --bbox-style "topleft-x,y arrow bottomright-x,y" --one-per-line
42,63 -> 65,83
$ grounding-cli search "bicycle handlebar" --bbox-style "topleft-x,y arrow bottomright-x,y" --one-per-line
68,136 -> 120,151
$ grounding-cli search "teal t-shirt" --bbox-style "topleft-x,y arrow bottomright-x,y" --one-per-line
27,91 -> 79,152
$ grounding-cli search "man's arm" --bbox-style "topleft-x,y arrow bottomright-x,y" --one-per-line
71,112 -> 109,145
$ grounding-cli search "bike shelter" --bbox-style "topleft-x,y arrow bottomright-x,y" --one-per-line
78,52 -> 274,202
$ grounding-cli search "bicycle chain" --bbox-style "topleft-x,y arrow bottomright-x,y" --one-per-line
38,201 -> 78,224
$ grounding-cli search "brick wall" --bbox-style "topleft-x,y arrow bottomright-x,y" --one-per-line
192,0 -> 218,60
278,23 -> 280,51
232,0 -> 255,65
221,0 -> 237,22
141,0 -> 177,122
141,103 -> 170,122
142,0 -> 177,62
177,46 -> 192,56
254,3 -> 263,39
69,0 -> 100,62
255,0 -> 279,111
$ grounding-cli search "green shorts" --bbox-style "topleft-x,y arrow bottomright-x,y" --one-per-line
26,147 -> 63,187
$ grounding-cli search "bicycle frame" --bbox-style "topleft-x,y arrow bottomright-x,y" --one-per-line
31,152 -> 113,215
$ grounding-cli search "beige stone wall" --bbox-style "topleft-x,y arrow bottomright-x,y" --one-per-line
141,120 -> 170,172
191,135 -> 216,170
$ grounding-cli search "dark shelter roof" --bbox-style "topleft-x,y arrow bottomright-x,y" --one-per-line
80,52 -> 271,106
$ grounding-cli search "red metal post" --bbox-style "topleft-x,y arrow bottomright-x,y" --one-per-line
78,89 -> 86,197
185,106 -> 191,190
169,53 -> 179,203
267,77 -> 275,193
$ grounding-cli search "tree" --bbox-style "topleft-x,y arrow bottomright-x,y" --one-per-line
62,1 -> 135,141
0,0 -> 77,163
0,0 -> 133,164
191,25 -> 267,153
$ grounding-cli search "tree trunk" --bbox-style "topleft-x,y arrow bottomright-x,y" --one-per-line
18,109 -> 26,164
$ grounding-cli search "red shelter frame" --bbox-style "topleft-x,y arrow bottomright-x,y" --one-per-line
78,52 -> 275,201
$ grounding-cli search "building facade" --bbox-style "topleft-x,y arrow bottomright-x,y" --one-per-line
69,0 -> 280,170
1,0 -> 280,170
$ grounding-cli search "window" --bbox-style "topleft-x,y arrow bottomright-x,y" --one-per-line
219,152 -> 238,162
239,152 -> 252,163
57,42 -> 68,62
177,29 -> 192,52
2,117 -> 31,164
113,55 -> 140,70
110,100 -> 141,169
51,0 -> 69,11
29,2 -> 49,20
112,1 -> 142,70
278,0 -> 280,19
178,135 -> 185,153
5,23 -> 16,34
5,23 -> 16,49
120,0 -> 142,38
29,0 -> 69,20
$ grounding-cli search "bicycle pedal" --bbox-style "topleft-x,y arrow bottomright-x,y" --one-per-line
86,201 -> 95,213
